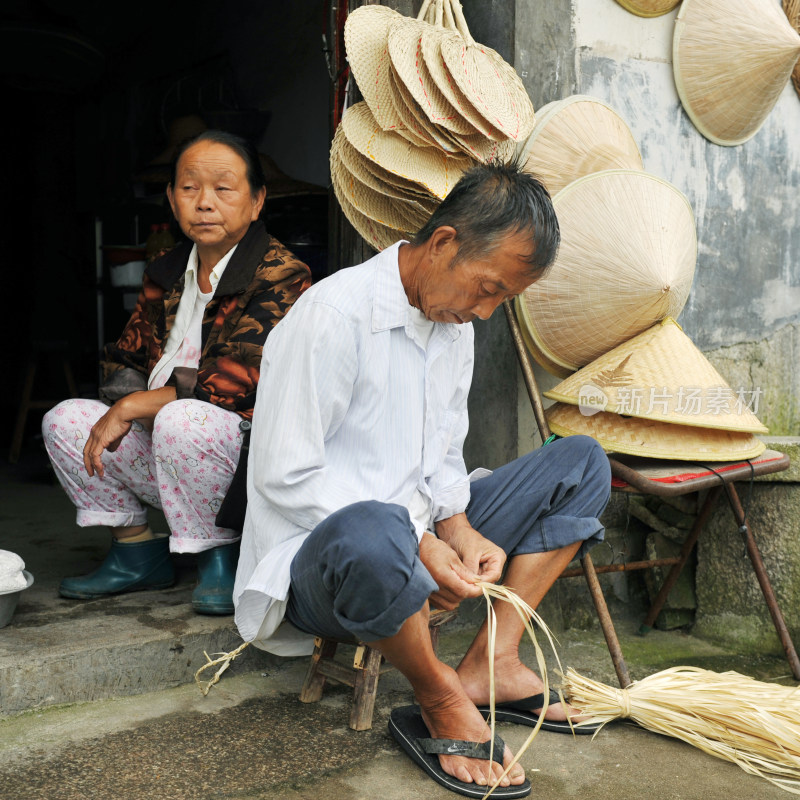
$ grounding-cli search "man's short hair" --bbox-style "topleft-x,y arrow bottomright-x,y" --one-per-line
411,160 -> 560,277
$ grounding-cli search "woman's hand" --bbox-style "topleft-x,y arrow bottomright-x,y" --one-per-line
82,386 -> 177,478
83,404 -> 133,478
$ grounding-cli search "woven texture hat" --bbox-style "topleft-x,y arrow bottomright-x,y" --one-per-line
546,402 -> 766,462
519,95 -> 643,197
543,317 -> 769,434
785,0 -> 800,99
516,169 -> 696,377
673,0 -> 800,146
614,0 -> 681,17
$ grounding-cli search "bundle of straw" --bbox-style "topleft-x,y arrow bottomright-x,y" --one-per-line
564,665 -> 800,794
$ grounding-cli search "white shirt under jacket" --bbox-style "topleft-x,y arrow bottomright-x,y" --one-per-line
233,241 -> 490,656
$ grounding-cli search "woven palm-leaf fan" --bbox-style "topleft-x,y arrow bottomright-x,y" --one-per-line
437,0 -> 536,142
614,0 -> 681,16
343,4 -> 405,131
565,666 -> 800,794
543,317 -> 769,434
516,169 -> 696,377
545,402 -> 766,462
341,101 -> 471,200
519,95 -> 643,197
673,0 -> 800,145
785,0 -> 800,100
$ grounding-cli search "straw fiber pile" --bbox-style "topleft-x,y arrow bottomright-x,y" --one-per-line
332,0 -> 534,250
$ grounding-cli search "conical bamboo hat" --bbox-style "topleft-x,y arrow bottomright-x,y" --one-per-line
517,170 -> 696,376
546,402 -> 766,462
614,0 -> 681,17
519,95 -> 643,197
785,0 -> 800,100
543,318 -> 769,434
341,102 -> 471,200
673,0 -> 800,146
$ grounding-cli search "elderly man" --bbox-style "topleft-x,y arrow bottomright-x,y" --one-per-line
234,162 -> 610,798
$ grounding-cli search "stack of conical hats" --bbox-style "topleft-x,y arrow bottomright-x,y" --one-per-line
516,96 -> 697,378
673,0 -> 800,146
543,318 -> 768,461
331,0 -> 535,250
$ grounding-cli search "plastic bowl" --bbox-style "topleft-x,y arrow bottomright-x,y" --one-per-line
0,570 -> 34,628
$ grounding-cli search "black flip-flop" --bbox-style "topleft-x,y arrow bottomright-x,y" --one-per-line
388,705 -> 531,799
478,689 -> 602,735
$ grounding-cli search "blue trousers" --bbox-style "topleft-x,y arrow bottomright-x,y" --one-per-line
285,435 -> 610,643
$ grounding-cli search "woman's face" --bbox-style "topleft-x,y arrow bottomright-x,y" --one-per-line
167,140 -> 266,260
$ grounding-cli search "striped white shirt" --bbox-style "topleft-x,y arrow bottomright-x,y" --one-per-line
234,241 -> 488,655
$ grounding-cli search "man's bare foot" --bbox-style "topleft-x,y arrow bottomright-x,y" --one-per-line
415,664 -> 527,787
456,650 -> 585,724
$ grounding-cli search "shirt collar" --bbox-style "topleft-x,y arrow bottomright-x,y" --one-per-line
371,241 -> 461,341
185,243 -> 239,292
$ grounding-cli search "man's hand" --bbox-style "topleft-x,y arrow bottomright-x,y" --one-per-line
435,514 -> 506,585
419,532 -> 485,611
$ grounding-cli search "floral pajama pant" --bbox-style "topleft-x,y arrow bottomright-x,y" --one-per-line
42,398 -> 244,553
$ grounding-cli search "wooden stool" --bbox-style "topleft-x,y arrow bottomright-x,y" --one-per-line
299,608 -> 457,730
10,341 -> 79,464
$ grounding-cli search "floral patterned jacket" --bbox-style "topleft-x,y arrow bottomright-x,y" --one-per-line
99,221 -> 312,420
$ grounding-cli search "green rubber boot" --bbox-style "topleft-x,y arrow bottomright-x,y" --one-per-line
192,541 -> 240,615
59,534 -> 175,599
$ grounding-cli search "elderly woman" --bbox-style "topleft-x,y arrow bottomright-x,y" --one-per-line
42,130 -> 311,614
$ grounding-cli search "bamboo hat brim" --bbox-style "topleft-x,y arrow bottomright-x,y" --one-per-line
343,4 -> 405,131
614,0 -> 681,17
785,0 -> 800,100
546,402 -> 766,462
517,169 -> 696,375
341,102 -> 471,200
519,95 -> 643,197
673,0 -> 800,146
543,317 -> 769,434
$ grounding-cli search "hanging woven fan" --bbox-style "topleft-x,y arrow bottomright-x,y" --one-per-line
340,101 -> 471,200
519,95 -> 643,197
673,0 -> 800,146
785,0 -> 800,100
516,169 -> 696,377
543,317 -> 769,434
437,0 -> 536,142
614,0 -> 681,16
545,402 -> 766,462
343,4 -> 405,131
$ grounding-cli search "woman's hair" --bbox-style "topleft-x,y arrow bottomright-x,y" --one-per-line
169,129 -> 267,197
411,160 -> 560,277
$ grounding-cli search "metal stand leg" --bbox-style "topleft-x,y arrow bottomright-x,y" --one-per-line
581,553 -> 632,688
724,484 -> 800,680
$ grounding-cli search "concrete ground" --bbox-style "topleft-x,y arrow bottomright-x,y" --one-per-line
1,447 -> 798,799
